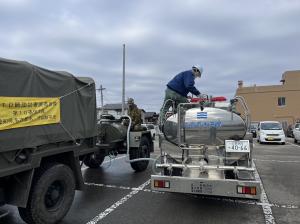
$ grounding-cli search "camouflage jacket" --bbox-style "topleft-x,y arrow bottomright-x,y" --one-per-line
128,104 -> 142,126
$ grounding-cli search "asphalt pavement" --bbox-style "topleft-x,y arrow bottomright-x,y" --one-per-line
2,138 -> 300,224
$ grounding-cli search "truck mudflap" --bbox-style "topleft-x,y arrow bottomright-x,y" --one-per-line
151,175 -> 261,200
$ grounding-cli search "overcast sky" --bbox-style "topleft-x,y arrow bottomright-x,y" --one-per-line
0,0 -> 300,112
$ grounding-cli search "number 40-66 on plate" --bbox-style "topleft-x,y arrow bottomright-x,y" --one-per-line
225,140 -> 250,153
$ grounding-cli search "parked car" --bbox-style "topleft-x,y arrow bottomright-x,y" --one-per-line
250,122 -> 258,138
286,124 -> 294,137
142,123 -> 156,139
257,121 -> 286,144
293,123 -> 300,143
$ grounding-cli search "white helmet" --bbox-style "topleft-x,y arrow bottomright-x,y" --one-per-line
192,65 -> 203,75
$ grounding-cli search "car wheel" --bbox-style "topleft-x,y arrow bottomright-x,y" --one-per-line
294,139 -> 298,144
258,137 -> 262,144
282,142 -> 285,145
83,153 -> 105,168
18,163 -> 75,224
129,136 -> 150,172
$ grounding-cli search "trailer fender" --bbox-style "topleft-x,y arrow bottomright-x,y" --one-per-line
129,131 -> 154,152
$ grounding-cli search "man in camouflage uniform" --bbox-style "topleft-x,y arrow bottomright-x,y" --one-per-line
127,98 -> 143,131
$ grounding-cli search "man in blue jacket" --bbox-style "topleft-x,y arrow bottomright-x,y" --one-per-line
159,65 -> 203,124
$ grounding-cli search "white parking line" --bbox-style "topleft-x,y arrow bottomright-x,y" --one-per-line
253,162 -> 276,224
254,159 -> 300,163
188,194 -> 298,209
287,142 -> 300,148
86,180 -> 150,224
85,182 -> 164,194
255,141 -> 300,149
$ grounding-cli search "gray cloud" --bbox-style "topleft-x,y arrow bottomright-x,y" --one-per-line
0,0 -> 300,112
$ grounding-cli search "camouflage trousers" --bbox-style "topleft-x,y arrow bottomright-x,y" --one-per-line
159,88 -> 188,125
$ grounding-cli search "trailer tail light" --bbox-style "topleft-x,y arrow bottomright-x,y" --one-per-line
154,180 -> 170,188
237,186 -> 257,195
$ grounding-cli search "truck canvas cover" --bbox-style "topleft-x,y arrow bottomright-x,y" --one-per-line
0,58 -> 97,152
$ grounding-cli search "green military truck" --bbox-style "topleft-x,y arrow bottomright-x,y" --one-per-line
0,58 -> 153,224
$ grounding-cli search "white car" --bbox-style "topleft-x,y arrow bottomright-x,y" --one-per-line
257,121 -> 285,145
293,123 -> 300,143
142,124 -> 156,140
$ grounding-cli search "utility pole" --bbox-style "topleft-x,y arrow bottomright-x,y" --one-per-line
122,44 -> 126,115
96,85 -> 106,113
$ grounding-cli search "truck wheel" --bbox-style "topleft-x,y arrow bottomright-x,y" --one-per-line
130,136 -> 150,172
83,153 -> 105,168
18,163 -> 75,224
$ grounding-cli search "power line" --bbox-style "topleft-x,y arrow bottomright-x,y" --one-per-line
96,85 -> 106,113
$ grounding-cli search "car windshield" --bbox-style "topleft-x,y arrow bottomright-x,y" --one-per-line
295,124 -> 300,129
261,123 -> 282,130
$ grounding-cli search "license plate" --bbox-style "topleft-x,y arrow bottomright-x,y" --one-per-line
225,140 -> 250,153
267,137 -> 274,140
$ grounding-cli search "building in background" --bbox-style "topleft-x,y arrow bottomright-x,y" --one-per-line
235,70 -> 300,130
98,103 -> 146,123
98,103 -> 128,119
144,112 -> 159,124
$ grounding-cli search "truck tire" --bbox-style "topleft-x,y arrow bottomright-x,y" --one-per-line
18,163 -> 75,224
130,136 -> 150,172
83,153 -> 105,168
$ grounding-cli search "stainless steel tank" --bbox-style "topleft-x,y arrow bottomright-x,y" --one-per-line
163,107 -> 246,146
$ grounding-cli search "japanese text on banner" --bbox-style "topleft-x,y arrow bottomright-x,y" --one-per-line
0,97 -> 61,131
